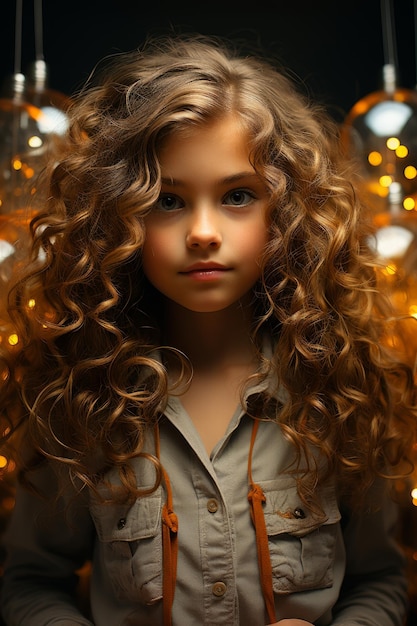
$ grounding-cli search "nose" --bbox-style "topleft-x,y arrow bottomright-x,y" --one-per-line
186,206 -> 222,249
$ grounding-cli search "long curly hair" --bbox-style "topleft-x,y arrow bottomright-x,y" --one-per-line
1,33 -> 416,508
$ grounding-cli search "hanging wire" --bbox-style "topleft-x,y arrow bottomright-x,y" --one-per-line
13,0 -> 24,75
33,0 -> 44,62
380,0 -> 398,68
414,0 -> 417,87
380,0 -> 398,92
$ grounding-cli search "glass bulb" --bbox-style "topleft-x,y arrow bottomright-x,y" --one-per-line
342,80 -> 417,364
0,68 -> 70,352
0,68 -> 70,215
341,85 -> 417,226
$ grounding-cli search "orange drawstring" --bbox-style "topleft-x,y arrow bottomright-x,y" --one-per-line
155,425 -> 178,626
247,419 -> 277,624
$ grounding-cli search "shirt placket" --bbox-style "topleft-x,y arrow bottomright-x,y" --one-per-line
192,467 -> 239,624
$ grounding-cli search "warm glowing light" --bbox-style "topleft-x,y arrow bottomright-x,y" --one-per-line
386,137 -> 400,150
0,456 -> 7,469
28,298 -> 36,308
379,175 -> 392,187
368,151 -> 383,166
23,166 -> 35,179
395,145 -> 408,158
411,487 -> 417,499
382,264 -> 397,276
7,333 -> 19,346
28,135 -> 43,148
377,186 -> 389,198
370,224 -> 414,258
404,165 -> 417,179
403,197 -> 415,210
12,159 -> 22,171
409,305 -> 417,318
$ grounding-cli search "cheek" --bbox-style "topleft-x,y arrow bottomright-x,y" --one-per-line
240,223 -> 269,264
141,228 -> 171,278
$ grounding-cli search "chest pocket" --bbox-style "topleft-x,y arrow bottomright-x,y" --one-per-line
90,486 -> 163,605
258,477 -> 341,595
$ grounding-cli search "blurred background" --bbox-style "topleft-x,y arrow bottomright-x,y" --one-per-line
0,0 -> 416,121
2,0 -> 417,623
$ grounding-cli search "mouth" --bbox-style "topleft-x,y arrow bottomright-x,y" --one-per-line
179,262 -> 231,280
180,262 -> 229,274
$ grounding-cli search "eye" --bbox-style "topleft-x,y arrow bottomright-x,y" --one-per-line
154,193 -> 184,211
223,189 -> 255,207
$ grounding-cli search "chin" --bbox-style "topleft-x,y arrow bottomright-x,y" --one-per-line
176,299 -> 246,314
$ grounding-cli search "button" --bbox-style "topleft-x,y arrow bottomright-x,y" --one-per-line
212,581 -> 227,597
293,507 -> 306,519
207,499 -> 218,513
117,518 -> 127,529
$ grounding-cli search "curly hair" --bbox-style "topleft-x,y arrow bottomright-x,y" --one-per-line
1,33 -> 416,509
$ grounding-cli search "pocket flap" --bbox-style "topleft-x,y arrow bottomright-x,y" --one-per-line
90,487 -> 162,542
259,477 -> 341,537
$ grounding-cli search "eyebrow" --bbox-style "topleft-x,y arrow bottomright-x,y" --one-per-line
160,171 -> 260,186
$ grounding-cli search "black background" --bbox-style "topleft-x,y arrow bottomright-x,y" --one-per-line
0,0 -> 416,122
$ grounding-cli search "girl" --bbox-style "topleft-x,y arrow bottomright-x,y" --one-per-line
0,34 -> 416,626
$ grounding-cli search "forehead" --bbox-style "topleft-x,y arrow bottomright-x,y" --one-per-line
158,114 -> 251,167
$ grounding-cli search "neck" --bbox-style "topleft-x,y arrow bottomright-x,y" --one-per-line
162,299 -> 257,371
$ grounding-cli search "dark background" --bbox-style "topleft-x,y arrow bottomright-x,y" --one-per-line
0,0 -> 416,122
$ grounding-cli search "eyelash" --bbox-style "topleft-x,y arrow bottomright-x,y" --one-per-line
154,188 -> 257,212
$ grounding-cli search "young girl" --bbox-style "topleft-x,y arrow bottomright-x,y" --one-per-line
0,34 -> 416,626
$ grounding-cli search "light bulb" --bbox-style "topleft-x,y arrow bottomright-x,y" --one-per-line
0,67 -> 70,354
0,68 -> 70,215
342,82 -> 417,227
0,97 -> 49,215
342,69 -> 417,364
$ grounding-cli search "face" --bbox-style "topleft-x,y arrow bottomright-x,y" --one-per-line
142,115 -> 270,314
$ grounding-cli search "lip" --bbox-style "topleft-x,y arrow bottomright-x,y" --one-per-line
179,262 -> 231,281
181,262 -> 228,273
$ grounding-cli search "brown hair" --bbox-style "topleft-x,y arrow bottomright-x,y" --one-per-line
1,34 -> 416,509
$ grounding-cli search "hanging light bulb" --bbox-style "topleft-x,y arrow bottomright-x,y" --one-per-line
0,87 -> 38,353
342,65 -> 417,227
0,0 -> 69,217
341,0 -> 417,365
341,0 -> 417,225
0,73 -> 57,215
0,0 -> 69,354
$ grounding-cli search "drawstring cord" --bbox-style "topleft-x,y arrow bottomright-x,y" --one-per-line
154,418 -> 276,625
247,419 -> 277,624
155,425 -> 178,626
